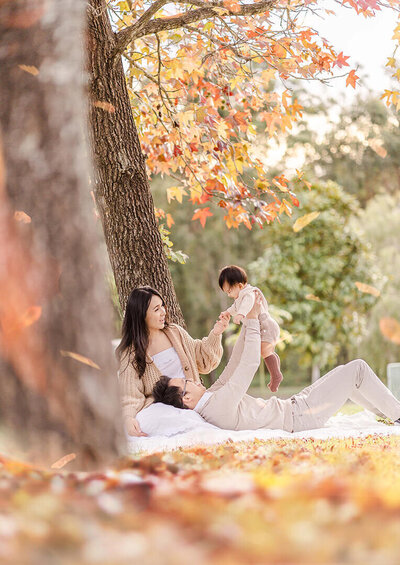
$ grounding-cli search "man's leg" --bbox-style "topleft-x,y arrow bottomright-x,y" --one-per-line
293,359 -> 400,429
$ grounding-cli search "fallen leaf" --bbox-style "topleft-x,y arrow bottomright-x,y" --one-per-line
60,351 -> 101,369
93,101 -> 115,113
18,64 -> 39,76
379,318 -> 400,345
14,210 -> 31,223
305,294 -> 321,302
293,212 -> 320,232
51,453 -> 76,470
354,282 -> 380,297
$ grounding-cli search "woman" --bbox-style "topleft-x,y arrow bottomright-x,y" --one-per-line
117,286 -> 228,437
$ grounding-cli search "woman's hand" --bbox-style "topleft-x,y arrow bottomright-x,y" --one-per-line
125,417 -> 148,437
212,311 -> 230,335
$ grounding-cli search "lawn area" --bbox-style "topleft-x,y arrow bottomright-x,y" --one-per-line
2,433 -> 400,564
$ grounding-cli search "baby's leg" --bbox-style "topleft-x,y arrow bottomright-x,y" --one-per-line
262,342 -> 283,393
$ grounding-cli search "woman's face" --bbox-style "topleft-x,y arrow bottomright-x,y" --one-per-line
145,295 -> 166,331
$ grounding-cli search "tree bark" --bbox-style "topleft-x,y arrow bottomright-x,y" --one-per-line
0,0 -> 122,468
87,0 -> 184,324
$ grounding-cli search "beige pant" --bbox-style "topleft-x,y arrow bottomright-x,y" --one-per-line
290,359 -> 400,433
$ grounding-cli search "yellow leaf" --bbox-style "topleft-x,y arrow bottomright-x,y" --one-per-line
167,186 -> 186,203
354,282 -> 381,297
60,351 -> 101,370
195,107 -> 207,122
51,453 -> 76,470
305,294 -> 321,302
379,317 -> 400,345
18,64 -> 39,76
293,211 -> 320,232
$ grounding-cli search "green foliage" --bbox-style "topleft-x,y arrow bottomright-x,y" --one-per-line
283,94 -> 400,205
248,181 -> 381,373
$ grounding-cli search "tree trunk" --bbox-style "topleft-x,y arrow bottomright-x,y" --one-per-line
87,0 -> 184,324
0,0 -> 122,468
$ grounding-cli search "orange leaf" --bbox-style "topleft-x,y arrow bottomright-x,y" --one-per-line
192,207 -> 213,228
51,453 -> 76,470
21,306 -> 42,328
14,210 -> 31,224
346,69 -> 359,89
293,212 -> 320,232
379,318 -> 400,345
18,64 -> 39,76
354,282 -> 380,297
93,101 -> 115,113
60,350 -> 101,369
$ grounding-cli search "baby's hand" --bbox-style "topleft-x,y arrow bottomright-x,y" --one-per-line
220,310 -> 231,319
232,314 -> 244,324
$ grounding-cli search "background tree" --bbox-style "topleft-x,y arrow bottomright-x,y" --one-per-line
86,0 -> 396,315
348,193 -> 400,376
248,182 -> 380,382
0,0 -> 121,467
278,93 -> 400,205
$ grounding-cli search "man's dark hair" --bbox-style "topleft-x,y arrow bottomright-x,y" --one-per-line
152,376 -> 187,409
218,265 -> 248,290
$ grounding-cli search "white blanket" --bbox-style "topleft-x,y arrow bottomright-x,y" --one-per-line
128,403 -> 400,454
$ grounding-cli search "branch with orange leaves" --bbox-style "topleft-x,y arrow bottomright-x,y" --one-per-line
113,0 -> 279,57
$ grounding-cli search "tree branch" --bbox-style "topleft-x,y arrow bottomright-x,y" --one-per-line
114,0 -> 278,58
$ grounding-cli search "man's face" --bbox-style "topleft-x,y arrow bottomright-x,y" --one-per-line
169,378 -> 206,409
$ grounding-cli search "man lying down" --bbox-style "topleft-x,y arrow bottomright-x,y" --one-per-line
152,295 -> 400,434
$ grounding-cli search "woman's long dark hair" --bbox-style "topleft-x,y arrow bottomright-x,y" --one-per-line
116,286 -> 168,378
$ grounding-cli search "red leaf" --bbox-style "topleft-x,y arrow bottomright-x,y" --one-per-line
346,69 -> 359,89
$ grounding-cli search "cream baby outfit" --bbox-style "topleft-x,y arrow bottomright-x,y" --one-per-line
227,284 -> 280,344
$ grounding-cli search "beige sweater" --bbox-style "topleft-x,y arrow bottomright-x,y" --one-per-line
118,324 -> 223,424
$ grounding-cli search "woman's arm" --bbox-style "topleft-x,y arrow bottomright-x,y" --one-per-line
118,354 -> 148,436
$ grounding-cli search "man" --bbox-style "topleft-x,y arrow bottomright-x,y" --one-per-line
152,296 -> 400,433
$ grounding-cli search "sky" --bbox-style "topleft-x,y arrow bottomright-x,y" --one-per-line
302,2 -> 398,101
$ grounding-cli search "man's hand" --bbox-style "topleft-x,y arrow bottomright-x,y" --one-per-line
125,417 -> 148,437
232,314 -> 244,324
213,311 -> 230,335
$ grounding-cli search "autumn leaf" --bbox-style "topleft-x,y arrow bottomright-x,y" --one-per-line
335,52 -> 350,68
346,69 -> 359,89
293,212 -> 320,232
93,101 -> 115,113
379,318 -> 400,345
354,282 -> 381,297
18,64 -> 39,76
51,453 -> 77,470
192,207 -> 213,227
167,186 -> 186,203
60,350 -> 101,369
14,210 -> 31,223
305,294 -> 321,302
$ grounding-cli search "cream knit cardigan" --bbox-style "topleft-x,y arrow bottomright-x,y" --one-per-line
118,323 -> 223,424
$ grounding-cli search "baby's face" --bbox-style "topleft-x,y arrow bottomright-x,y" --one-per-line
222,282 -> 242,300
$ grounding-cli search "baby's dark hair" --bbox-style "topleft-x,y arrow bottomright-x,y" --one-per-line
152,376 -> 187,409
218,265 -> 248,290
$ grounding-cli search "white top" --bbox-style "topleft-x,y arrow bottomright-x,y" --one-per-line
227,283 -> 270,317
151,347 -> 186,380
194,391 -> 212,414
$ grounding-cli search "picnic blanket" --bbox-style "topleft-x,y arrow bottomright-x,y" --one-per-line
127,403 -> 400,454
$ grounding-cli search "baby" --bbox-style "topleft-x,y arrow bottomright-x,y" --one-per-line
219,265 -> 283,393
